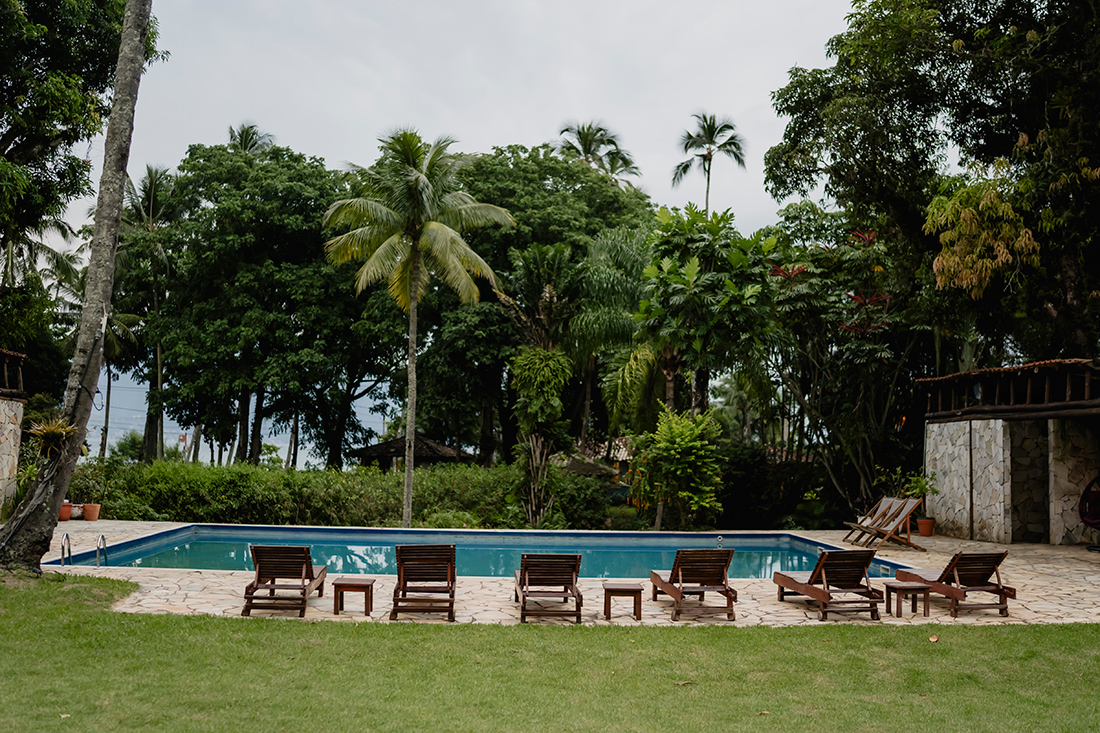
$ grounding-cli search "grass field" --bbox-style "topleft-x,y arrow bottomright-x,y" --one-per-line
3,573 -> 1099,732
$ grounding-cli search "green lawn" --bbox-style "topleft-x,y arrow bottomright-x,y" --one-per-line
3,573 -> 1099,732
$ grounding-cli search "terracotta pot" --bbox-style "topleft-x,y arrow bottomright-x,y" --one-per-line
82,503 -> 101,521
58,503 -> 72,521
916,517 -> 935,537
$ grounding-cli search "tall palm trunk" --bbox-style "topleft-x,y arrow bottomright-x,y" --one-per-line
0,0 -> 151,571
98,363 -> 113,458
402,245 -> 421,528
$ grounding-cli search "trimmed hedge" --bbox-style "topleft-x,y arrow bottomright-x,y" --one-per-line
67,459 -> 626,530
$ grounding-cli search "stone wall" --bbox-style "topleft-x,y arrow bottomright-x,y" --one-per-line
925,419 -> 1010,542
925,421 -> 971,538
1,397 -> 24,510
1048,418 -> 1100,546
971,419 -> 1010,543
1010,420 -> 1049,543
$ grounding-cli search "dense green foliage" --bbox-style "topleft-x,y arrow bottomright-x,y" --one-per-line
66,459 -> 624,530
630,408 -> 723,530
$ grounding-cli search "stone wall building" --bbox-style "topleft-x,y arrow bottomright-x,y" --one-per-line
1,350 -> 28,513
920,359 -> 1100,545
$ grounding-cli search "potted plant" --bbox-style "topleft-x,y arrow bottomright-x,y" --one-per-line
874,466 -> 939,536
67,460 -> 106,522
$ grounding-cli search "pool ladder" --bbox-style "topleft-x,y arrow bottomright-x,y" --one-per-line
96,535 -> 109,567
57,533 -> 108,566
60,533 -> 72,566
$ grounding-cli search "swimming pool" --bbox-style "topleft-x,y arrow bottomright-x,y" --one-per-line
52,524 -> 901,579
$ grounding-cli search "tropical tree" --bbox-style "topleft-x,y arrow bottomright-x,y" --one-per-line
227,122 -> 274,155
671,113 -> 747,213
555,121 -> 638,184
120,164 -> 181,461
1,217 -> 78,289
0,0 -> 152,572
323,129 -> 514,527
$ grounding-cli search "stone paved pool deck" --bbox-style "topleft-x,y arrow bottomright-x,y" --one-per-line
43,520 -> 1100,627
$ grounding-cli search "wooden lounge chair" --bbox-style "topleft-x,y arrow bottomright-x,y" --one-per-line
847,497 -> 926,552
513,553 -> 583,623
389,544 -> 456,621
241,545 -> 327,618
773,549 -> 882,620
650,548 -> 737,621
895,551 -> 1015,617
842,497 -> 897,544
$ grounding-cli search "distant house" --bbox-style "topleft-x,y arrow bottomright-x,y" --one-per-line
347,434 -> 475,471
919,358 -> 1100,545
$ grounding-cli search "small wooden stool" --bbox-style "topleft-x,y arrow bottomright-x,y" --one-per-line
603,582 -> 643,620
333,577 -> 375,615
884,580 -> 930,617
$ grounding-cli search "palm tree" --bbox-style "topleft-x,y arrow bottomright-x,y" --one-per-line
121,164 -> 181,462
556,121 -> 639,184
671,113 -> 746,213
227,122 -> 274,155
324,129 -> 514,527
1,217 -> 78,289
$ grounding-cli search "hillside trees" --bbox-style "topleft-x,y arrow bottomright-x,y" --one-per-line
155,142 -> 403,469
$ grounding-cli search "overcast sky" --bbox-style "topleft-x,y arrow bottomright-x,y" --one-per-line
77,0 -> 854,463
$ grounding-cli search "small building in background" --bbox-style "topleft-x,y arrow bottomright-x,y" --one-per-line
919,359 -> 1100,545
348,433 -> 475,471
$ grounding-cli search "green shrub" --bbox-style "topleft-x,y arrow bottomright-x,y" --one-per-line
66,460 -> 619,530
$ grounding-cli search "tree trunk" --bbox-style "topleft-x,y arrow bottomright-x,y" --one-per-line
98,363 -> 112,458
248,387 -> 265,464
690,367 -> 709,415
478,399 -> 495,466
189,422 -> 202,462
155,341 -> 163,460
402,246 -> 421,528
234,389 -> 249,464
141,369 -> 157,463
285,411 -> 298,470
0,0 -> 151,572
579,354 -> 595,445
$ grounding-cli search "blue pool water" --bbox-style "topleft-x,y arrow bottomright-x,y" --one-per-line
53,525 -> 901,579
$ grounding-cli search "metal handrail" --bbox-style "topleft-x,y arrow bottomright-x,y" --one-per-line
95,535 -> 108,567
60,533 -> 72,566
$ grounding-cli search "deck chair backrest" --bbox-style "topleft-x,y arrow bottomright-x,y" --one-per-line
250,545 -> 318,579
880,497 -> 923,532
519,554 -> 581,586
866,498 -> 901,528
670,549 -> 734,585
938,551 -> 1007,586
809,550 -> 876,588
395,544 -> 455,583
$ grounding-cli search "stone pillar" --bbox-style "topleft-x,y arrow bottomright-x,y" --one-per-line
1048,418 -> 1100,545
1010,420 -> 1049,543
925,421 -> 971,538
970,418 -> 1010,543
1,396 -> 25,511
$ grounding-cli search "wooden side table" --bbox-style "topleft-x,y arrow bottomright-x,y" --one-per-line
603,582 -> 643,620
333,577 -> 375,615
884,580 -> 930,617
